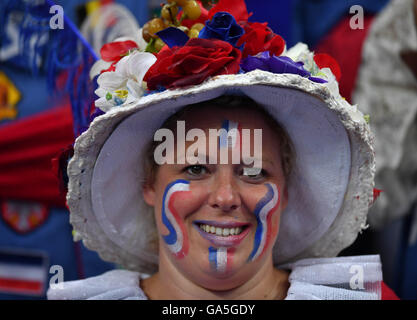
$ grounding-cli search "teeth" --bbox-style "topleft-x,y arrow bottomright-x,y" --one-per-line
198,224 -> 244,237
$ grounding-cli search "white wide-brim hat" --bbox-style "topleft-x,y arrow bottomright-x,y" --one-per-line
67,70 -> 375,274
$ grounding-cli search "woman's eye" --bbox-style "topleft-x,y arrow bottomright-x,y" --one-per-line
184,165 -> 208,177
241,168 -> 266,180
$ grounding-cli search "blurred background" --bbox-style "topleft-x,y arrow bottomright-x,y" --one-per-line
0,0 -> 415,299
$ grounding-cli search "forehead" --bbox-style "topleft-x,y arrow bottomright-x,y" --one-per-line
175,103 -> 286,165
179,103 -> 274,132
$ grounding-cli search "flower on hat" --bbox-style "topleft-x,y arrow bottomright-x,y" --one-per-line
144,38 -> 241,90
241,51 -> 327,84
284,42 -> 342,88
237,22 -> 285,58
313,53 -> 342,82
198,12 -> 244,47
94,50 -> 156,112
90,40 -> 140,79
92,1 -> 345,109
208,0 -> 251,22
285,42 -> 319,75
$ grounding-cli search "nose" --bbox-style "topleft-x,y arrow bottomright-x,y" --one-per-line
208,170 -> 241,212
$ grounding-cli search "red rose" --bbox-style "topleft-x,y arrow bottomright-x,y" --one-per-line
144,38 -> 241,90
237,22 -> 285,59
208,0 -> 251,22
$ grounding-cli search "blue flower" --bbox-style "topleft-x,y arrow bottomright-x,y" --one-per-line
241,51 -> 328,83
198,12 -> 244,47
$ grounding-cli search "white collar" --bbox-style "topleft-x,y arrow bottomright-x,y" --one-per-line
47,255 -> 382,300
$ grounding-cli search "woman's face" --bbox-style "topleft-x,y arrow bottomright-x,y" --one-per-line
143,104 -> 288,290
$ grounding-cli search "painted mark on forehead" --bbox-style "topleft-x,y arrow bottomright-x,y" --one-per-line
208,247 -> 234,273
161,179 -> 191,259
219,120 -> 241,149
248,183 -> 280,262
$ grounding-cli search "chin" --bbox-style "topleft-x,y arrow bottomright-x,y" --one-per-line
201,271 -> 251,292
186,261 -> 253,292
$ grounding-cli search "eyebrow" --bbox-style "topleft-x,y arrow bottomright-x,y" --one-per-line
176,152 -> 215,165
174,152 -> 276,166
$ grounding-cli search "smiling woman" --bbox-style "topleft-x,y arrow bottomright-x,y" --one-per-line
140,96 -> 293,298
47,0 -> 390,300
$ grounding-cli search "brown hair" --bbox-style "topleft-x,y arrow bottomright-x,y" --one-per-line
143,95 -> 295,186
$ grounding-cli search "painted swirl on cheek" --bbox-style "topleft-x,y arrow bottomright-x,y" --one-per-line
209,247 -> 235,273
248,183 -> 280,262
161,179 -> 191,259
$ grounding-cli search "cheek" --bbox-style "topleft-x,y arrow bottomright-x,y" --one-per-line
157,180 -> 208,259
247,183 -> 281,262
170,184 -> 208,219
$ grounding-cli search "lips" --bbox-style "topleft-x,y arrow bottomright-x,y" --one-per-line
193,220 -> 251,247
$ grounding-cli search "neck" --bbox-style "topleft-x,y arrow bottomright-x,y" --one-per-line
141,250 -> 289,300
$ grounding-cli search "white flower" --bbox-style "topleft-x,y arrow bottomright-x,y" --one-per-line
285,42 -> 319,75
94,51 -> 156,112
90,59 -> 112,80
285,42 -> 309,61
319,67 -> 340,97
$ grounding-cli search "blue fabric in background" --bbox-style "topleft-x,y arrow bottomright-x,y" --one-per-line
0,0 -> 149,126
0,65 -> 52,126
53,0 -> 149,26
0,0 -> 149,300
0,207 -> 115,300
245,0 -> 292,47
244,0 -> 389,48
396,206 -> 417,300
291,0 -> 389,48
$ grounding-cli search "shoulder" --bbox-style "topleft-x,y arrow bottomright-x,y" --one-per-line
282,255 -> 389,300
47,269 -> 149,300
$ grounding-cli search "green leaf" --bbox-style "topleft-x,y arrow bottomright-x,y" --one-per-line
145,38 -> 157,54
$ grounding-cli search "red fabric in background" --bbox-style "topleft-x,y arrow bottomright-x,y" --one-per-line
382,282 -> 400,300
314,15 -> 375,103
313,15 -> 401,300
0,104 -> 74,207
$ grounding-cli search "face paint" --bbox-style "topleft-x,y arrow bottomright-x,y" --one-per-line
161,179 -> 191,259
208,247 -> 235,273
219,120 -> 241,149
248,183 -> 280,262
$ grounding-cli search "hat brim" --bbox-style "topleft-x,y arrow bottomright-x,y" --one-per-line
67,70 -> 375,273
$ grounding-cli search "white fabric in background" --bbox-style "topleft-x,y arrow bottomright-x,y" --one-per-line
353,0 -> 417,228
47,255 -> 382,300
282,255 -> 382,300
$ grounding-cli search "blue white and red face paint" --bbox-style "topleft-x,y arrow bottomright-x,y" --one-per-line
219,120 -> 242,150
248,183 -> 280,262
161,179 -> 191,259
208,247 -> 235,273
